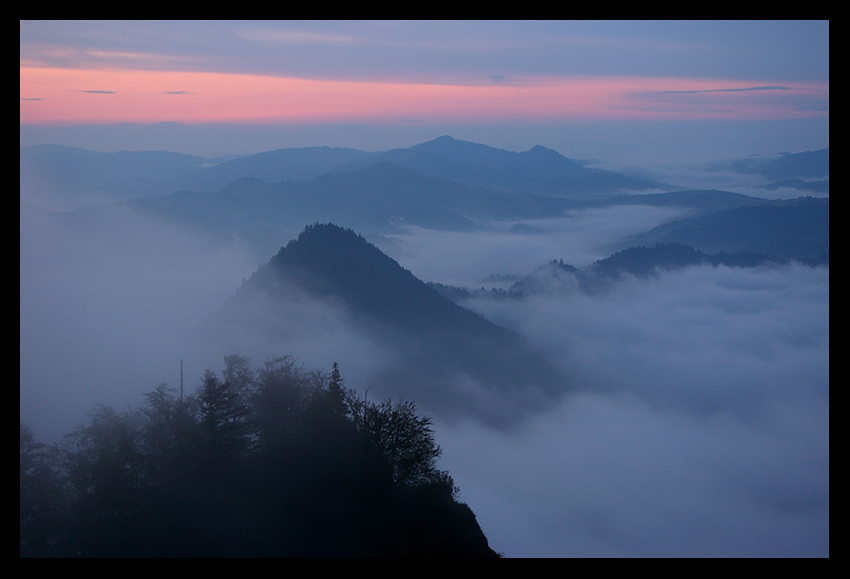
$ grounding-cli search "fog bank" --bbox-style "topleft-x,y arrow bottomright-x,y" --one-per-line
20,203 -> 828,557
437,262 -> 828,557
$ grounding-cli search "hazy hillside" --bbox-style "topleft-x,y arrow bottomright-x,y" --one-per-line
172,145 -> 380,192
755,148 -> 829,181
433,242 -> 796,300
707,148 -> 829,193
19,145 -> 212,208
363,135 -> 668,195
130,160 -> 592,238
216,224 -> 566,424
130,168 -> 774,257
21,136 -> 671,211
627,196 -> 829,263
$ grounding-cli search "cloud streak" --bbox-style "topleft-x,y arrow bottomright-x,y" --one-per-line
658,85 -> 791,94
20,67 -> 828,126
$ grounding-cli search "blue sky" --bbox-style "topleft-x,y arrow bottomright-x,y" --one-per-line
20,20 -> 829,164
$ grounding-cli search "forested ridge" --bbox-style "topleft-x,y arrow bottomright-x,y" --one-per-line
20,356 -> 500,558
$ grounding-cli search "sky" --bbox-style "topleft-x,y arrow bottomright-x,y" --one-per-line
20,20 -> 828,165
20,21 -> 829,557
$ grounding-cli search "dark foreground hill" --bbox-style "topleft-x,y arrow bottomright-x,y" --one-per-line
217,224 -> 567,425
20,358 -> 500,557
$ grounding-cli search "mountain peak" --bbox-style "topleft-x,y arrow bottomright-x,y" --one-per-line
406,136 -> 588,179
525,144 -> 559,156
412,135 -> 506,157
223,223 -> 566,424
264,223 -> 479,333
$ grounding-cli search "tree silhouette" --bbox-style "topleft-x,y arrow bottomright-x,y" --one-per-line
19,355 -> 499,557
350,396 -> 450,489
20,425 -> 64,557
197,369 -> 250,461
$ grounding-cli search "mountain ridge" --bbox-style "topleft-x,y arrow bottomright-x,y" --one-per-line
21,135 -> 669,207
377,135 -> 664,194
626,196 -> 829,262
430,241 -> 818,303
218,223 -> 567,425
22,140 -> 829,205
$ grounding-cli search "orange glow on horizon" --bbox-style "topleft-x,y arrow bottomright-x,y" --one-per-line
20,66 -> 829,126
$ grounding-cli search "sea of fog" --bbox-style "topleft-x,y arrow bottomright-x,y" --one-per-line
20,202 -> 828,557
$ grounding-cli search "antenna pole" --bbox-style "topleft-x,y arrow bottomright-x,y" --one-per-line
180,359 -> 184,403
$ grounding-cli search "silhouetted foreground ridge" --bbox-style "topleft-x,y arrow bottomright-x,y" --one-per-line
20,357 -> 500,557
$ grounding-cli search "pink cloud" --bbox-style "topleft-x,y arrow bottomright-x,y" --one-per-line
20,67 -> 828,126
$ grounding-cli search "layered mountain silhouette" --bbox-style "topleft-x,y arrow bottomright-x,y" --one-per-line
760,178 -> 829,194
432,242 -> 807,302
19,145 -> 213,208
23,136 -> 828,272
626,196 -> 829,263
130,158 -> 775,261
722,148 -> 829,181
707,148 -> 829,193
351,135 -> 666,195
21,136 -> 664,204
23,139 -> 829,212
171,145 -> 380,191
564,243 -> 790,293
217,223 -> 566,425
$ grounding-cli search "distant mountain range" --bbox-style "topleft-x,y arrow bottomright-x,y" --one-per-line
20,136 -> 665,206
22,139 -> 830,207
216,223 -> 566,424
349,135 -> 665,195
130,175 -> 821,265
22,136 -> 828,266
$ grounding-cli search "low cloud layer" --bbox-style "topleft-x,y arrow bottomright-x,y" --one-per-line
438,262 -> 829,557
20,204 -> 260,440
20,202 -> 828,556
375,205 -> 692,287
439,387 -> 828,557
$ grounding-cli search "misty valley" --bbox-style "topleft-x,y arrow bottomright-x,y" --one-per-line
20,137 -> 829,557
